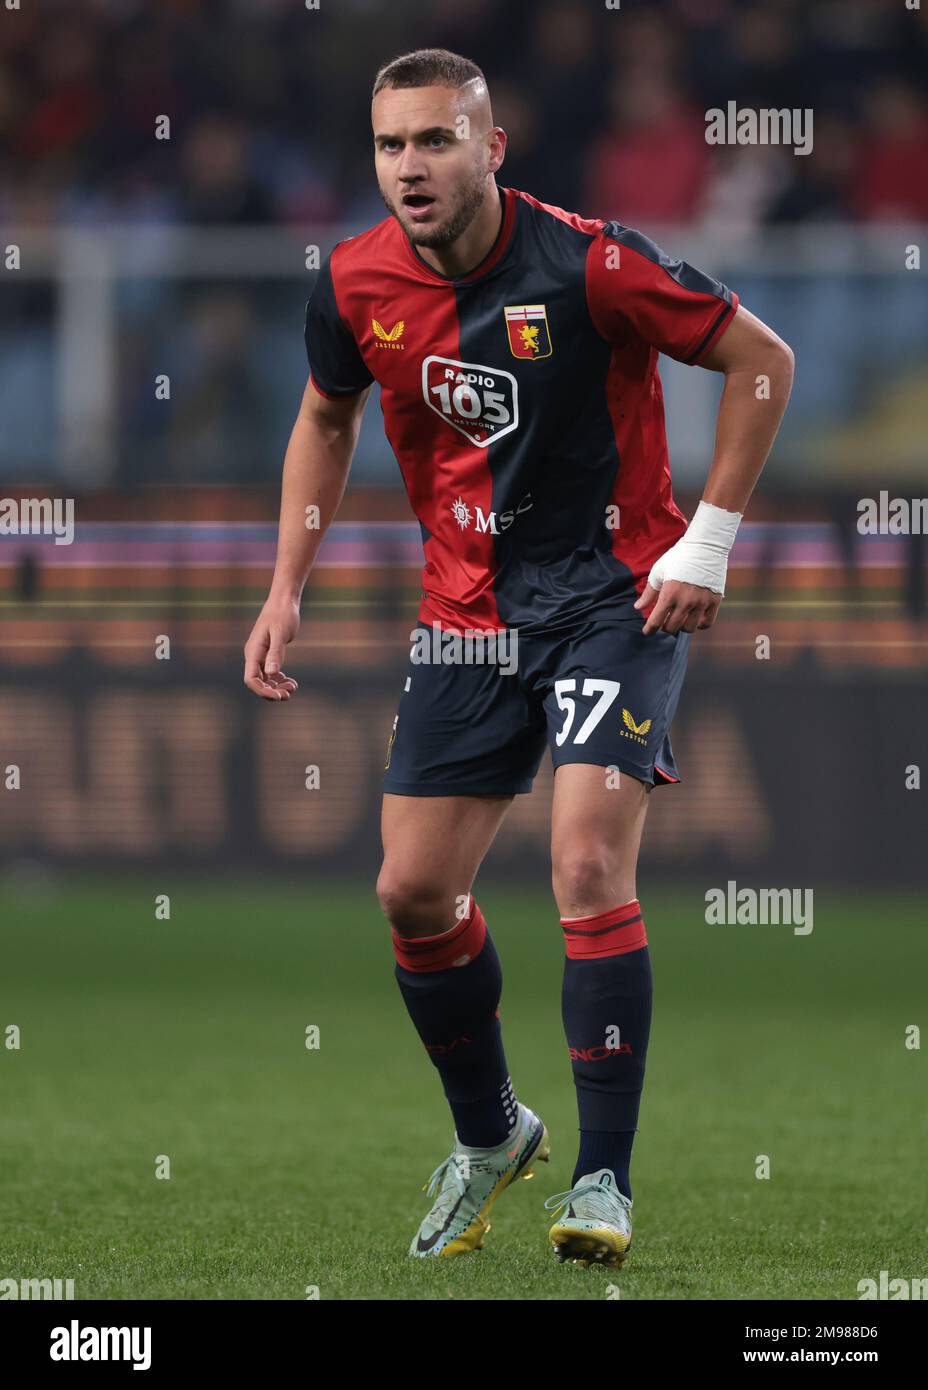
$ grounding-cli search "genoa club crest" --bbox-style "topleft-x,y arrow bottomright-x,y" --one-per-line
504,304 -> 552,360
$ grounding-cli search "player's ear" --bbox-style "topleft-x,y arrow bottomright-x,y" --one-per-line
487,127 -> 507,170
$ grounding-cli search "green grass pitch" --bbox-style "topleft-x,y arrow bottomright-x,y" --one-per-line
1,878 -> 924,1300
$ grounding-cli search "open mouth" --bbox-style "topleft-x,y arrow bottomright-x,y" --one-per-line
402,192 -> 435,213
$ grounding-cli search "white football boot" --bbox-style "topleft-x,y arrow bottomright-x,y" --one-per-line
544,1168 -> 633,1267
409,1102 -> 550,1258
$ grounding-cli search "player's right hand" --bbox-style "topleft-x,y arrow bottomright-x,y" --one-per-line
243,597 -> 301,700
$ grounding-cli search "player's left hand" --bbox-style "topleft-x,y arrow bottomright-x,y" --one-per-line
634,579 -> 722,636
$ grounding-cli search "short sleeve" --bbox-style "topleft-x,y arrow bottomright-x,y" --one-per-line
586,222 -> 738,365
303,251 -> 374,398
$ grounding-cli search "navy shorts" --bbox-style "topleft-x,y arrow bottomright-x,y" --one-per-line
382,610 -> 691,797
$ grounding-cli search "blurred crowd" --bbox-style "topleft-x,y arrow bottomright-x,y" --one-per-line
2,0 -> 928,231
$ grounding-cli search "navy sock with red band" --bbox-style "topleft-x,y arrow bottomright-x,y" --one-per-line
560,899 -> 653,1198
392,897 -> 516,1148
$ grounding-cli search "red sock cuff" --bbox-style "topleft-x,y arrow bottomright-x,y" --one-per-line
560,899 -> 647,960
391,896 -> 487,972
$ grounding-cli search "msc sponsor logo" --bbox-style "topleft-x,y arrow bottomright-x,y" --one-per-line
620,708 -> 652,745
422,355 -> 519,447
450,491 -> 533,535
372,318 -> 405,349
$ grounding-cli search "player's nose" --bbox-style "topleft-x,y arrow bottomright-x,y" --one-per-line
396,147 -> 429,181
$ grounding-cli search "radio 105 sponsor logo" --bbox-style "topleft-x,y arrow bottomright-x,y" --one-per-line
422,356 -> 519,447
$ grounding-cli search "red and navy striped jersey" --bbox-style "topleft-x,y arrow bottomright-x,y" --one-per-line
304,184 -> 738,634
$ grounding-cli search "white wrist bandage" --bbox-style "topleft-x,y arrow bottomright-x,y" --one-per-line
646,500 -> 742,598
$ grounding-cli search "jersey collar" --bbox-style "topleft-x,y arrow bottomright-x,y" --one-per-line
402,185 -> 517,285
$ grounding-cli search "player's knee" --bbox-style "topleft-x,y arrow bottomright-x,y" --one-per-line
375,869 -> 448,937
552,847 -> 617,912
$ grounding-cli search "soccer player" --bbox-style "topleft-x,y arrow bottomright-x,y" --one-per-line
244,49 -> 793,1267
